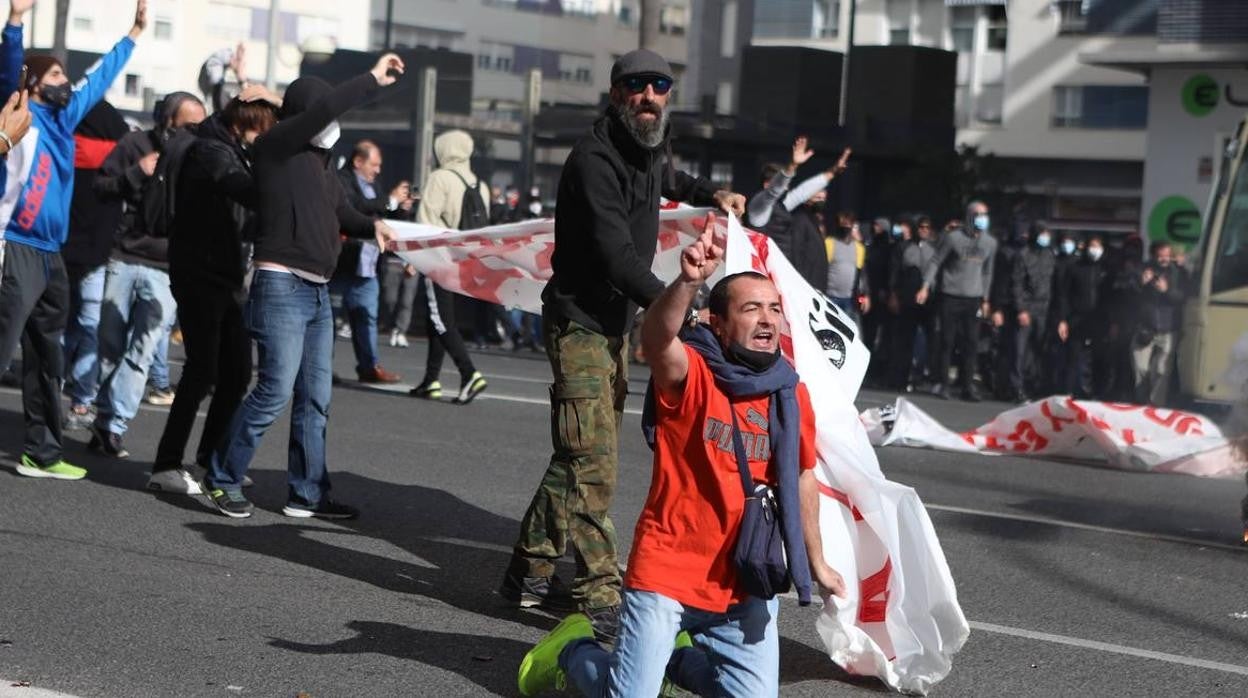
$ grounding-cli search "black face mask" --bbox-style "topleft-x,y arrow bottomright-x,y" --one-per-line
40,83 -> 71,108
726,341 -> 781,372
836,226 -> 853,239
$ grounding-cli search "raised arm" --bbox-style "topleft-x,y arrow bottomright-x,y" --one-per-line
64,0 -> 142,127
0,2 -> 29,97
641,214 -> 722,399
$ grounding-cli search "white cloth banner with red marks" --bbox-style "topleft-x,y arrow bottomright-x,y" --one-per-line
389,210 -> 968,694
860,396 -> 1244,478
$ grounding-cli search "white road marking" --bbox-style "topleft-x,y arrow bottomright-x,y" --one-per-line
968,621 -> 1248,677
0,680 -> 79,697
478,391 -> 644,416
926,503 -> 1247,553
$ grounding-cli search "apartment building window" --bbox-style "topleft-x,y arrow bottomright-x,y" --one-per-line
985,6 -> 1007,51
1052,85 -> 1148,129
124,74 -> 140,97
716,81 -> 733,115
619,4 -> 633,25
72,16 -> 92,31
977,83 -> 1003,124
558,52 -> 594,84
376,21 -> 460,50
886,0 -> 911,45
814,0 -> 840,39
250,9 -> 297,43
154,17 -> 173,40
949,7 -> 975,52
711,162 -> 733,188
1054,0 -> 1088,33
478,42 -> 515,73
660,5 -> 687,36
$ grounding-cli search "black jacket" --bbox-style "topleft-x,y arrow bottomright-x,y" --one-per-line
95,128 -> 168,268
1010,244 -> 1056,311
168,113 -> 257,302
1056,256 -> 1109,325
990,244 -> 1021,311
1136,262 -> 1187,334
784,206 -> 829,291
334,165 -> 390,278
543,108 -> 719,335
250,74 -> 381,279
64,101 -> 128,270
890,238 -> 935,306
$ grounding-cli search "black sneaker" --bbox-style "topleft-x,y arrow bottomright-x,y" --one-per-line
498,573 -> 576,612
207,488 -> 254,518
931,383 -> 952,401
586,604 -> 620,647
281,499 -> 359,520
87,424 -> 129,458
454,371 -> 487,404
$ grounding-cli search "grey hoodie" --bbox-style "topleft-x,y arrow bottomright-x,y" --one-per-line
922,227 -> 998,299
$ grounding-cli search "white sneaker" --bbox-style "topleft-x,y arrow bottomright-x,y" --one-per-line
147,468 -> 203,495
187,464 -> 253,488
389,330 -> 409,348
337,325 -> 353,340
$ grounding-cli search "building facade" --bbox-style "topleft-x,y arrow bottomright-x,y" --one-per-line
22,0 -> 369,115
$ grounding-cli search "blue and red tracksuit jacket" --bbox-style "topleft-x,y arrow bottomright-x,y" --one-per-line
0,22 -> 134,251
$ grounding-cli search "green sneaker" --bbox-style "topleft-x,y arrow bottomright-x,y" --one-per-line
16,454 -> 86,480
659,631 -> 695,698
409,381 -> 442,399
518,613 -> 593,696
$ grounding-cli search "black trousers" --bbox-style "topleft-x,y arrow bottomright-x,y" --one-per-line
0,242 -> 69,466
1062,316 -> 1110,399
890,302 -> 937,389
419,276 -> 475,386
937,294 -> 981,390
154,284 -> 252,471
1007,304 -> 1049,396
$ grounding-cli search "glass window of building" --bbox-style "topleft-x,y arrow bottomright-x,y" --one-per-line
721,1 -> 737,57
815,0 -> 840,39
886,0 -> 910,45
949,6 -> 975,52
72,16 -> 91,31
977,83 -> 1004,124
660,5 -> 688,35
154,17 -> 173,40
986,6 -> 1007,51
124,74 -> 140,97
1051,85 -> 1148,129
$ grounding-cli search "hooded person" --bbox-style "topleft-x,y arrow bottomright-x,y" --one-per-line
0,0 -> 144,481
62,101 -> 130,426
201,54 -> 405,520
407,129 -> 489,404
88,89 -> 207,459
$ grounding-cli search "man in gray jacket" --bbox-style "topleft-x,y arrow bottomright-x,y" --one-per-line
916,201 -> 997,401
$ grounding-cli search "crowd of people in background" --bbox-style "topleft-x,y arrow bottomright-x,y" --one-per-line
751,137 -> 1194,407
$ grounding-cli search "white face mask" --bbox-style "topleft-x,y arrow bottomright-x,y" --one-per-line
1088,246 -> 1104,262
310,120 -> 340,150
528,201 -> 543,215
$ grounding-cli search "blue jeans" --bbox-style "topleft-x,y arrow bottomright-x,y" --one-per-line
148,323 -> 174,390
331,275 -> 379,374
63,264 -> 105,407
208,271 -> 334,507
94,260 -> 177,435
560,589 -> 780,697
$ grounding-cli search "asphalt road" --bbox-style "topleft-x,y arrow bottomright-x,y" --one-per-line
1,337 -> 1246,697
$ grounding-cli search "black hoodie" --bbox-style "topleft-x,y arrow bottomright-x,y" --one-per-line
543,107 -> 719,336
64,101 -> 128,270
168,112 -> 257,303
248,74 -> 379,279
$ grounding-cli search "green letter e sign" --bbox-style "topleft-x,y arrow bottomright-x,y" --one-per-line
1182,74 -> 1218,117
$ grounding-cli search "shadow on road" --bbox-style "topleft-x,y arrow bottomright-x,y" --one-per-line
269,619 -> 529,696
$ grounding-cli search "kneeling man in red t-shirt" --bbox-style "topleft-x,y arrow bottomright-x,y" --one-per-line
519,215 -> 847,696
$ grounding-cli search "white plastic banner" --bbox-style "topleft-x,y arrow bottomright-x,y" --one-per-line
862,396 -> 1245,479
390,210 -> 969,693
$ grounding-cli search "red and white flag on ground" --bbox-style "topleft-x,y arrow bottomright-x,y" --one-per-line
861,396 -> 1245,479
390,211 -> 969,694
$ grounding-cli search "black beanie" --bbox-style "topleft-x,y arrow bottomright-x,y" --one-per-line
24,54 -> 64,90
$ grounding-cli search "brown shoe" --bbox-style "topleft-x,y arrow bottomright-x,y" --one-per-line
358,365 -> 401,384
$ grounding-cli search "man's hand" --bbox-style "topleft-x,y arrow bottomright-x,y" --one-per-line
128,0 -> 147,39
1156,275 -> 1168,293
814,562 -> 847,599
1141,267 -> 1155,285
371,53 -> 405,87
915,286 -> 929,306
9,0 -> 33,26
679,215 -> 723,284
138,151 -> 160,177
237,83 -> 282,107
1017,310 -> 1031,328
374,219 -> 396,251
789,136 -> 814,173
229,42 -> 248,84
1058,320 -> 1069,343
0,90 -> 31,154
825,147 -> 851,178
712,190 -> 746,218
859,295 -> 871,315
981,300 -> 991,319
403,263 -> 417,277
991,310 -> 1004,328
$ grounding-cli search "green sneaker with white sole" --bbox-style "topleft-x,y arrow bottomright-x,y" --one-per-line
16,454 -> 87,480
518,613 -> 594,696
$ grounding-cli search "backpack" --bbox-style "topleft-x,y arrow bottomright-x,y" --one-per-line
449,170 -> 489,231
141,126 -> 198,238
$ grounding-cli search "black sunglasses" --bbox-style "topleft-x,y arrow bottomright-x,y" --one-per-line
620,76 -> 673,96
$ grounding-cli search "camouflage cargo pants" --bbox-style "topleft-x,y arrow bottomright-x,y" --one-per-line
508,314 -> 628,610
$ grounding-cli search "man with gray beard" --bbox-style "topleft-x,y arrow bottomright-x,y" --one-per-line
501,48 -> 746,644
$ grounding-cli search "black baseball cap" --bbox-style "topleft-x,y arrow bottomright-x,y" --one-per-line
610,49 -> 674,86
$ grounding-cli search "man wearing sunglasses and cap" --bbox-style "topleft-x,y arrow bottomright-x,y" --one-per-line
501,48 -> 746,644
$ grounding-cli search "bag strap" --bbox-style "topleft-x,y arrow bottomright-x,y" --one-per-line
728,409 -> 754,497
448,168 -> 478,191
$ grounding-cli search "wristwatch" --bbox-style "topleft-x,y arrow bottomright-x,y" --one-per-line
686,306 -> 700,328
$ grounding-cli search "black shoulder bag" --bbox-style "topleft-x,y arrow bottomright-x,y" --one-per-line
728,410 -> 791,600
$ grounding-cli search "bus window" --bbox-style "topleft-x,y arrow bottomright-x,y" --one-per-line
1212,156 -> 1248,294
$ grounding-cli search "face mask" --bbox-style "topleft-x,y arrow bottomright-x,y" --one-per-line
310,120 -> 340,150
1035,233 -> 1051,248
726,341 -> 781,372
1087,247 -> 1104,262
1061,240 -> 1076,255
836,225 -> 853,239
528,201 -> 542,215
891,224 -> 903,238
40,83 -> 71,108
973,214 -> 990,232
